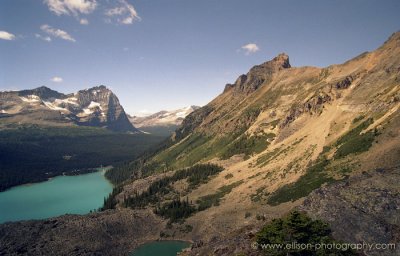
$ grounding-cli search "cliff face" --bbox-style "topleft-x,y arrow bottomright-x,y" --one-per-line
0,85 -> 138,132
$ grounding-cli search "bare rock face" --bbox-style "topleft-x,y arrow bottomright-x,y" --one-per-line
0,85 -> 138,132
174,105 -> 214,140
299,167 -> 400,256
231,53 -> 291,94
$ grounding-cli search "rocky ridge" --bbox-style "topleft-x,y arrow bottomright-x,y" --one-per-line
0,85 -> 137,132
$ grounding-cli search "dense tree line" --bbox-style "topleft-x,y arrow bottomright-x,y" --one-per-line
123,164 -> 223,209
0,126 -> 164,191
104,135 -> 176,185
100,186 -> 123,211
154,197 -> 196,223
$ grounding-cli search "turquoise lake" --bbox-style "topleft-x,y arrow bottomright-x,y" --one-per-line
0,170 -> 112,223
131,241 -> 191,256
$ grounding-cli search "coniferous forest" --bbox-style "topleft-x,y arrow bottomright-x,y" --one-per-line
0,126 -> 164,191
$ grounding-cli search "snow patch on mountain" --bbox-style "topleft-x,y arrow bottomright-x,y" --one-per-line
43,101 -> 69,112
20,95 -> 41,103
129,106 -> 200,128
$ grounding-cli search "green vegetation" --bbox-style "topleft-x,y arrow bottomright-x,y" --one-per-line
334,118 -> 377,159
179,224 -> 193,233
352,115 -> 365,124
196,180 -> 243,211
224,173 -> 234,179
267,157 -> 332,206
121,164 -> 244,222
265,119 -> 378,206
154,197 -> 197,223
256,147 -> 281,167
104,161 -> 140,185
0,126 -> 164,191
123,164 -> 224,209
260,119 -> 280,129
221,133 -> 275,160
256,211 -> 356,255
152,133 -> 211,171
335,118 -> 373,146
101,186 -> 123,211
250,186 -> 269,202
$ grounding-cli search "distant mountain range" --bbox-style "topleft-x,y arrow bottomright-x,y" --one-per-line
0,85 -> 138,132
128,106 -> 200,136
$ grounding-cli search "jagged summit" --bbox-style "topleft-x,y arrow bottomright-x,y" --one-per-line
259,52 -> 291,69
224,53 -> 291,94
0,85 -> 138,132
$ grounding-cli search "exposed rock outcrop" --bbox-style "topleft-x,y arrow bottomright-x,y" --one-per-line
299,167 -> 400,256
0,85 -> 137,132
0,209 -> 164,256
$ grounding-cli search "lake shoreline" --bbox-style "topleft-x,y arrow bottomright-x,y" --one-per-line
0,169 -> 113,223
0,165 -> 113,193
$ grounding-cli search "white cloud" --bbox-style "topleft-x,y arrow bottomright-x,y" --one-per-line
51,76 -> 63,83
44,0 -> 97,16
241,43 -> 260,55
40,24 -> 76,42
35,33 -> 52,42
0,31 -> 16,40
80,18 -> 89,25
105,0 -> 141,25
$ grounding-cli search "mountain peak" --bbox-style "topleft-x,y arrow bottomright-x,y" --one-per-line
19,86 -> 65,99
93,85 -> 109,90
272,52 -> 291,68
224,53 -> 291,94
256,52 -> 291,71
35,85 -> 52,91
382,31 -> 400,47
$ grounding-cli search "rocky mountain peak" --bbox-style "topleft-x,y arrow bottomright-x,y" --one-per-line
223,53 -> 291,94
271,52 -> 291,68
19,86 -> 65,100
1,85 -> 138,132
252,52 -> 291,73
382,31 -> 400,48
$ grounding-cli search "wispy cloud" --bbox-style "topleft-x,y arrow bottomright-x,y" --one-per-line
105,0 -> 141,25
80,18 -> 89,25
51,76 -> 63,83
241,43 -> 260,55
40,24 -> 76,42
0,30 -> 16,40
44,0 -> 97,16
35,33 -> 52,42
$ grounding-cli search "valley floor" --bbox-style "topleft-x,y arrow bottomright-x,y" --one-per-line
1,166 -> 399,256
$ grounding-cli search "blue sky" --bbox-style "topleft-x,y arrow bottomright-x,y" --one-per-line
1,0 -> 399,115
